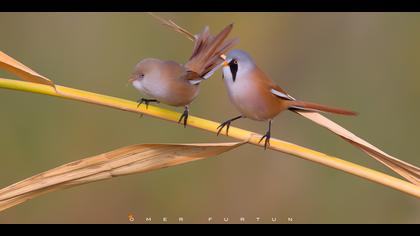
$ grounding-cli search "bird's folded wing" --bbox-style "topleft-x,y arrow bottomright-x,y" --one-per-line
271,88 -> 296,100
294,111 -> 420,185
188,79 -> 203,85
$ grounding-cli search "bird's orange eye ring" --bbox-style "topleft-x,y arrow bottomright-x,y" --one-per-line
228,59 -> 238,66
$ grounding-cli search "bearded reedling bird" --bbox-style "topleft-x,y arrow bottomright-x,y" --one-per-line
148,14 -> 420,185
218,49 -> 357,149
129,23 -> 238,127
218,49 -> 420,185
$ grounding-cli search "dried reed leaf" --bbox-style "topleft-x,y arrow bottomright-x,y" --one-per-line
0,142 -> 244,212
295,111 -> 420,185
0,51 -> 54,87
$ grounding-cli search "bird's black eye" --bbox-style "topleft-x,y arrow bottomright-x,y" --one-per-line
228,59 -> 238,82
139,74 -> 144,79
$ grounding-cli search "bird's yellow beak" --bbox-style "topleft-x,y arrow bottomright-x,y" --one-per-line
221,54 -> 229,67
128,76 -> 136,83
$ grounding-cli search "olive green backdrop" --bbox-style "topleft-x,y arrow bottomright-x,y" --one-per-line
0,13 -> 419,223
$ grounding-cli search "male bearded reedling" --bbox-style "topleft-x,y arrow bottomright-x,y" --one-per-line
219,49 -> 357,149
219,50 -> 420,185
129,24 -> 238,127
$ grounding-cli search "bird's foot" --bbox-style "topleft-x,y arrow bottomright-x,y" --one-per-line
178,106 -> 189,128
137,98 -> 160,109
217,120 -> 233,136
216,115 -> 243,136
258,130 -> 271,150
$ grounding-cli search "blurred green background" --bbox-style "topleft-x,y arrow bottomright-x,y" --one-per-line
0,13 -> 419,223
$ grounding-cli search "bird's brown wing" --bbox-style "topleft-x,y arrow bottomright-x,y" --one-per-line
270,83 -> 296,100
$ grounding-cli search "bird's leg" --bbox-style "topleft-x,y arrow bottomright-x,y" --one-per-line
216,115 -> 243,136
259,120 -> 272,150
178,105 -> 189,128
137,98 -> 160,109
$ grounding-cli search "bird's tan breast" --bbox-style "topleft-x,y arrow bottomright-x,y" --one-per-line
225,69 -> 289,121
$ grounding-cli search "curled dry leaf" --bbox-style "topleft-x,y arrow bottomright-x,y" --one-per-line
0,51 -> 54,87
294,111 -> 420,186
0,142 -> 244,212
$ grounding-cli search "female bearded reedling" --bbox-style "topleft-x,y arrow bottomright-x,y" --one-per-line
219,50 -> 357,149
129,24 -> 238,127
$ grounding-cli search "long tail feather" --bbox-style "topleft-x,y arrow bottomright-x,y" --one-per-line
289,100 -> 357,116
293,111 -> 420,185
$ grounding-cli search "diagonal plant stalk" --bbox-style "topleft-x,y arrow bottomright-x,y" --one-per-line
1,77 -> 419,198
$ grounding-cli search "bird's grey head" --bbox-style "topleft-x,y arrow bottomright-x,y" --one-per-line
223,50 -> 256,82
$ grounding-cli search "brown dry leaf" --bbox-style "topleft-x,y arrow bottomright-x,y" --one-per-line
294,111 -> 420,185
0,142 -> 244,212
0,51 -> 54,87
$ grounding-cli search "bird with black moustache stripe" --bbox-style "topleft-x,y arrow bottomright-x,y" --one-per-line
218,50 -> 357,149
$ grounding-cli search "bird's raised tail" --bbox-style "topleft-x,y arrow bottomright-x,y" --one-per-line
184,24 -> 238,78
293,110 -> 420,186
288,100 -> 358,116
148,13 -> 238,79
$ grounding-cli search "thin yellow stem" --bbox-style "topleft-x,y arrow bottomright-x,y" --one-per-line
1,77 -> 419,198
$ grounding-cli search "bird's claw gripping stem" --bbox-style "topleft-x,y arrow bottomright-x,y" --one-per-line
137,98 -> 160,109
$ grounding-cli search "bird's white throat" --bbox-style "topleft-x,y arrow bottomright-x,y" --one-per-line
222,66 -> 233,82
132,79 -> 144,92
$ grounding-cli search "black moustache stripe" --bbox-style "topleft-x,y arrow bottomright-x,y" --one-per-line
229,61 -> 238,82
